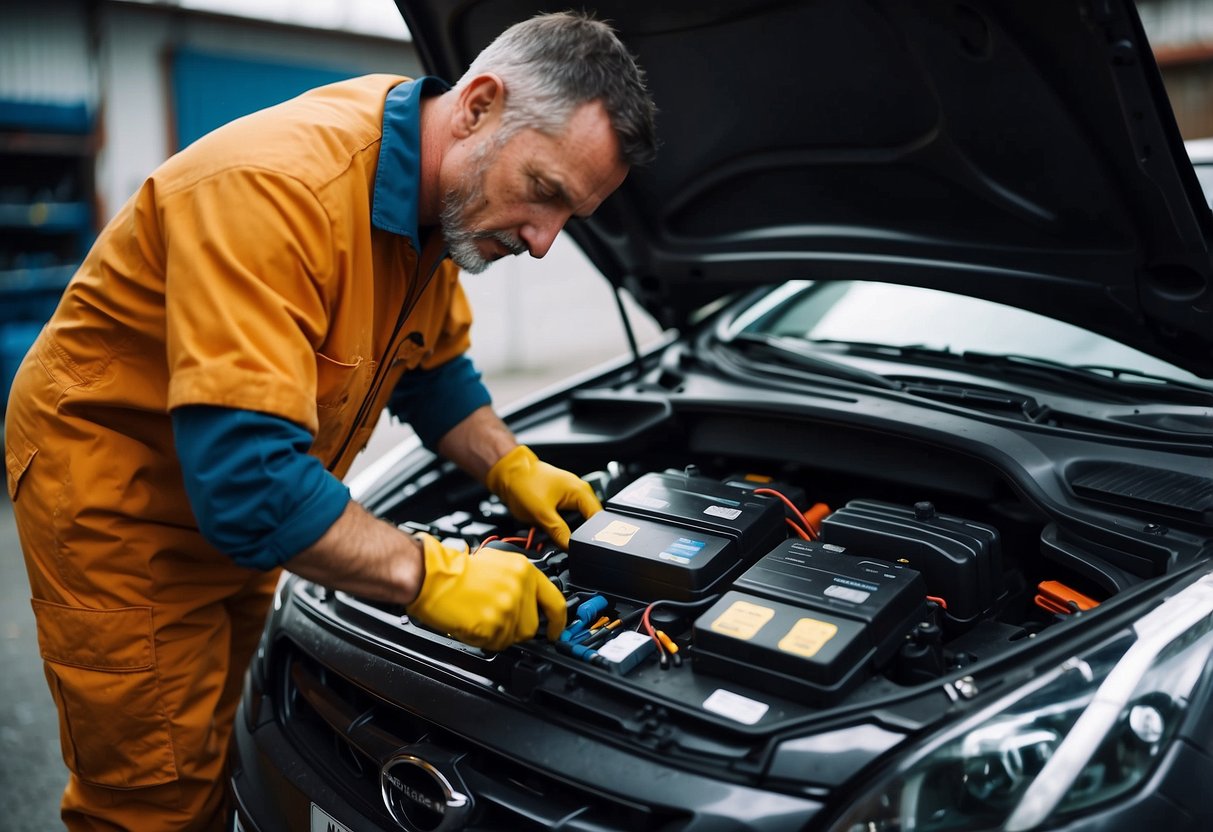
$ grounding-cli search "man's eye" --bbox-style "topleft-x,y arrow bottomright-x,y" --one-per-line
534,180 -> 556,200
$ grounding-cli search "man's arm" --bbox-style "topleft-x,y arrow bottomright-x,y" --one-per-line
435,403 -> 518,480
288,499 -> 424,605
171,404 -> 563,647
290,497 -> 566,650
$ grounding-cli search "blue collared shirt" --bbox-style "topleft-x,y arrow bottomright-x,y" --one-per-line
371,75 -> 449,244
173,76 -> 491,570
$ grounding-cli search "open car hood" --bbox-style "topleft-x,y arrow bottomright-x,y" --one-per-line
397,0 -> 1213,377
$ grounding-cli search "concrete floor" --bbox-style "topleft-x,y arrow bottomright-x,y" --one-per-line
0,490 -> 66,829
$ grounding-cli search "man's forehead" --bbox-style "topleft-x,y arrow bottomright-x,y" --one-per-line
533,102 -> 627,215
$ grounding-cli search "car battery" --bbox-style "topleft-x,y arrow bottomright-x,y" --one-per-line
605,471 -> 785,561
693,542 -> 926,704
820,500 -> 1002,623
569,511 -> 737,601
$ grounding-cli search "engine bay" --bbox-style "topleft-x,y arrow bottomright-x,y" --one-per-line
334,362 -> 1213,748
375,458 -> 1114,728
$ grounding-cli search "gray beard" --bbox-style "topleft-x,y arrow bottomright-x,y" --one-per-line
439,144 -> 526,274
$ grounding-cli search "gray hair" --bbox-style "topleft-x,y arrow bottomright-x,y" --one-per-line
455,11 -> 657,166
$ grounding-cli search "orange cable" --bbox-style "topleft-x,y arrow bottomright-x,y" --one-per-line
755,487 -> 817,540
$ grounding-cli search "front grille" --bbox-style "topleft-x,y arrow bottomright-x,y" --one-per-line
276,642 -> 687,831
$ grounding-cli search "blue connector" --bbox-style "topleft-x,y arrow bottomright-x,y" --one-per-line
559,619 -> 588,642
575,595 -> 608,625
555,640 -> 605,666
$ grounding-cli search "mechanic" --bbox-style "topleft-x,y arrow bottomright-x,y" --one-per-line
4,11 -> 656,830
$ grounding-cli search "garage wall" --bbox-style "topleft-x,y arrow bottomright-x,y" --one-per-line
94,1 -> 423,220
1140,0 -> 1213,139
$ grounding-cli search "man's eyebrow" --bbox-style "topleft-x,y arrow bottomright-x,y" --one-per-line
541,173 -> 593,218
545,176 -> 574,209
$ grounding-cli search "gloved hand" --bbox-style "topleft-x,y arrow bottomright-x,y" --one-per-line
484,445 -> 602,549
405,533 -> 567,651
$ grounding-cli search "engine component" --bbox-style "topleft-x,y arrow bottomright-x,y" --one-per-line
568,470 -> 788,601
820,499 -> 1002,623
597,630 -> 658,674
736,540 -> 926,656
692,541 -> 927,704
569,510 -> 737,601
606,471 -> 786,561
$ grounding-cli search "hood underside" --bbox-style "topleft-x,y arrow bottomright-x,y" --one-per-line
398,0 -> 1213,377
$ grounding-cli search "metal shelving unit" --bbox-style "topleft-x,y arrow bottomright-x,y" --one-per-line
0,102 -> 96,408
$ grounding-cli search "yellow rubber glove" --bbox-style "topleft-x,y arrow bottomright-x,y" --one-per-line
484,445 -> 603,549
405,533 -> 567,651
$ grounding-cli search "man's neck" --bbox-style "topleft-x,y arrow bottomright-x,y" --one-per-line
416,93 -> 451,228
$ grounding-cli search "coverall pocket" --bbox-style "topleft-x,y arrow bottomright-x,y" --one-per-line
314,352 -> 369,460
31,599 -> 179,788
315,351 -> 365,411
5,439 -> 36,500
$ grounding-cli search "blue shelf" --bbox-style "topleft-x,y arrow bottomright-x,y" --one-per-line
0,201 -> 92,233
0,264 -> 74,325
0,264 -> 76,294
0,100 -> 92,134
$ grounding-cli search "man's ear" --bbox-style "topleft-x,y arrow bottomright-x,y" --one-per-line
452,73 -> 504,139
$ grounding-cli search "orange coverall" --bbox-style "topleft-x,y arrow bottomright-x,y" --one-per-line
4,74 -> 470,829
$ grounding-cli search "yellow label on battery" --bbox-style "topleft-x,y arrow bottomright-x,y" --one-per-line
593,520 -> 640,547
710,600 -> 775,640
778,618 -> 838,658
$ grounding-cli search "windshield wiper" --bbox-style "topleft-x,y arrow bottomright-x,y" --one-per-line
961,352 -> 1213,403
792,339 -> 1212,404
725,332 -> 903,390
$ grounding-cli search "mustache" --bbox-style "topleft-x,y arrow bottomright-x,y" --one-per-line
477,230 -> 527,257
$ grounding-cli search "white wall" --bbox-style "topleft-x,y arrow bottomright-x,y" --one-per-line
461,234 -> 661,378
0,2 -> 95,107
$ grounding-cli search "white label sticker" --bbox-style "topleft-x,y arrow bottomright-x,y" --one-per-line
702,688 -> 770,725
704,505 -> 742,520
311,804 -> 354,832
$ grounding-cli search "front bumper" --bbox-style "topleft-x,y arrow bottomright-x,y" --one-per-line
229,588 -> 826,832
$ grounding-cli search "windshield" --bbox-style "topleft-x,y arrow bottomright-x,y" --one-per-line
731,280 -> 1211,389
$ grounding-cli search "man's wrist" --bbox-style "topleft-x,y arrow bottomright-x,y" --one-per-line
435,406 -> 518,482
395,532 -> 427,606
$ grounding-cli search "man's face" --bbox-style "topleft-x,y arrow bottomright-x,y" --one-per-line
439,100 -> 630,274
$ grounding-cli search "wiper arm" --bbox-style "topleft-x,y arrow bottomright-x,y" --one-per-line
1073,362 -> 1212,395
808,340 -> 1211,402
726,332 -> 903,390
963,352 -> 1213,403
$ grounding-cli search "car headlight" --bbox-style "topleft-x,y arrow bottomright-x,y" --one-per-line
828,570 -> 1213,832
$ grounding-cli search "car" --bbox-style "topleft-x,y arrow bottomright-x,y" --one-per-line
229,1 -> 1213,830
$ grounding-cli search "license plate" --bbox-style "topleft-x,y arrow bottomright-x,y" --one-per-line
311,803 -> 354,832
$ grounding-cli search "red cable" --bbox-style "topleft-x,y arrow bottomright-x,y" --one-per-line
755,488 -> 818,540
926,595 -> 948,610
641,602 -> 668,665
785,517 -> 810,540
525,528 -> 536,550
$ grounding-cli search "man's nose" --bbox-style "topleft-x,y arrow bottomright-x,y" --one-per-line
520,211 -> 568,259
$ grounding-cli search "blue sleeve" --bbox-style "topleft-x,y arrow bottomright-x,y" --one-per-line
388,354 -> 492,449
171,405 -> 351,570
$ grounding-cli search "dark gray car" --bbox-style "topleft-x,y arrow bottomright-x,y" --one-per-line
230,2 -> 1213,830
